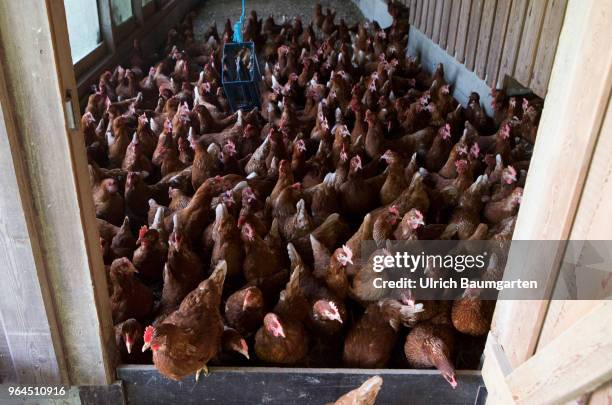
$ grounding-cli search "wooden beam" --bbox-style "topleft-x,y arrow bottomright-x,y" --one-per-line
490,0 -> 612,368
0,0 -> 117,384
506,302 -> 612,404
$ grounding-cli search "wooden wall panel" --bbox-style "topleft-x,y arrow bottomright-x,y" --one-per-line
496,0 -> 529,87
446,0 -> 462,54
419,0 -> 428,31
485,0 -> 513,87
432,0 -> 444,43
414,0 -> 421,28
454,0 -> 472,62
438,0 -> 452,49
426,0 -> 436,37
409,0 -> 417,24
465,0 -> 485,70
529,0 -> 568,95
514,0 -> 549,86
405,0 -> 567,95
474,0 -> 497,78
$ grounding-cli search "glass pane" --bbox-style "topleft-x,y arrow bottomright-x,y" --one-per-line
64,0 -> 101,62
111,0 -> 133,25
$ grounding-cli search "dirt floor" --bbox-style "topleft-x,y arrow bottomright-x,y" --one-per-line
193,0 -> 364,40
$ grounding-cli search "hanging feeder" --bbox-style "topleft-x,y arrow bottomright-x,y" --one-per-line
221,0 -> 261,112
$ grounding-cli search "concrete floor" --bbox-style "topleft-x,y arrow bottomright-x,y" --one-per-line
193,0 -> 364,40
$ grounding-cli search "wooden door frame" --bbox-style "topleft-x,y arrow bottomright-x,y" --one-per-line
482,0 -> 612,402
0,0 -> 116,385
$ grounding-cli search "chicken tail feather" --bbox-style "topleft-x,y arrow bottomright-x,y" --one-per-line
208,260 -> 227,292
286,242 -> 304,271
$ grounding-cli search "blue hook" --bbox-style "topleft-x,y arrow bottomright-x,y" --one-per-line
232,0 -> 246,43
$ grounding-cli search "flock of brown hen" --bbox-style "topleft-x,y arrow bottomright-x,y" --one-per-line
85,0 -> 541,393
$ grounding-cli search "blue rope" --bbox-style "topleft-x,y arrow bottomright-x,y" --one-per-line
232,0 -> 246,43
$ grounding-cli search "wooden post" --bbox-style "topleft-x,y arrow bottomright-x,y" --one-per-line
0,0 -> 116,384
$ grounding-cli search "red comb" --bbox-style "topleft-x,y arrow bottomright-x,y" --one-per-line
243,222 -> 255,239
455,160 -> 468,173
138,226 -> 148,240
143,325 -> 154,343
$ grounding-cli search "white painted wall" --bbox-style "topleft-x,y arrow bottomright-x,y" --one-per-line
352,0 -> 392,28
407,26 -> 494,116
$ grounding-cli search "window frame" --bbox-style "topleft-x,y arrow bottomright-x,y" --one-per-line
67,0 -> 181,81
113,16 -> 138,43
74,42 -> 107,79
141,0 -> 156,19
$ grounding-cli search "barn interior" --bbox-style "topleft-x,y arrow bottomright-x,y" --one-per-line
0,1 -> 610,404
